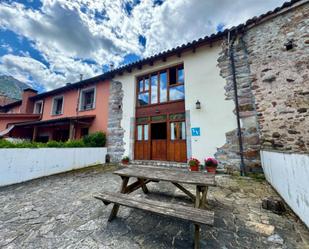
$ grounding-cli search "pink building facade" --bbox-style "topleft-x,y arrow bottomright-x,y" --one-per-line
0,80 -> 110,141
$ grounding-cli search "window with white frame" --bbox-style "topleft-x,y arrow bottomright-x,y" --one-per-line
33,100 -> 43,114
51,96 -> 64,115
79,87 -> 96,111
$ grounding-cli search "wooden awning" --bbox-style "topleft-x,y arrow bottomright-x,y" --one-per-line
13,115 -> 96,128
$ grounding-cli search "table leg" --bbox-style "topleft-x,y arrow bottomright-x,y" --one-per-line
200,186 -> 208,209
194,186 -> 201,249
138,178 -> 149,194
108,176 -> 129,221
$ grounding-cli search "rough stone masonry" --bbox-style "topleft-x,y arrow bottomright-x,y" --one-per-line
217,1 -> 309,171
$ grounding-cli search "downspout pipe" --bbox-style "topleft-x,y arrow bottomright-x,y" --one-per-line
228,30 -> 246,176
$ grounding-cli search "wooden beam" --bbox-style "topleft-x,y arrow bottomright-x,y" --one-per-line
32,126 -> 38,141
162,57 -> 167,62
69,121 -> 74,140
200,186 -> 208,209
125,179 -> 151,194
138,178 -> 149,194
172,182 -> 195,202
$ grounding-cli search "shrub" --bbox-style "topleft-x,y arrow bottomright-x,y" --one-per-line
14,141 -> 39,148
0,131 -> 106,148
46,140 -> 64,148
0,139 -> 15,148
83,131 -> 106,147
65,139 -> 85,148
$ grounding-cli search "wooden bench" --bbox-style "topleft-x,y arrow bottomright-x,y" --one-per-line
95,192 -> 214,248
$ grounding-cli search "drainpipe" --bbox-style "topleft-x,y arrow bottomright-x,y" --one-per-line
228,30 -> 246,176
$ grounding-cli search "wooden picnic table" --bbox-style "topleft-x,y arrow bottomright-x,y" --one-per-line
95,166 -> 216,249
117,167 -> 214,247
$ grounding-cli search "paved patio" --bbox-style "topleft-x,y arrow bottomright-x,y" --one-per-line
0,165 -> 308,249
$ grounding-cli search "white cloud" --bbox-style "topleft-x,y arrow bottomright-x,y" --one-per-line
0,0 -> 287,90
0,54 -> 65,90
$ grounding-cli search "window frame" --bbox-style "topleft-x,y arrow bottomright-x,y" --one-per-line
170,121 -> 186,141
136,64 -> 184,107
79,86 -> 96,111
51,95 -> 64,116
33,100 -> 43,114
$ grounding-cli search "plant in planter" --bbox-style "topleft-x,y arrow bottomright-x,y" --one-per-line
204,157 -> 218,174
188,158 -> 200,171
121,156 -> 130,165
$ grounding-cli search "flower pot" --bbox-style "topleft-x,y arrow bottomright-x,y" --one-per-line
190,165 -> 199,171
206,166 -> 217,174
121,160 -> 129,165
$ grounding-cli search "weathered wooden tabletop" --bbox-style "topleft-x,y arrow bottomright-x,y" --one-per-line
114,166 -> 216,187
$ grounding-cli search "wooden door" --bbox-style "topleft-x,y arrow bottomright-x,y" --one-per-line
151,122 -> 167,160
167,121 -> 187,162
134,124 -> 150,160
151,140 -> 167,160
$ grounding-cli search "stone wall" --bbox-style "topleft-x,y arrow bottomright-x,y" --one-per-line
245,2 -> 309,154
216,1 -> 309,171
217,38 -> 261,172
107,80 -> 125,162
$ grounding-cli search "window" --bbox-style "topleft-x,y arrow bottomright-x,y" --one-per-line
169,85 -> 184,101
151,74 -> 158,104
137,124 -> 148,141
136,64 -> 184,106
80,87 -> 96,111
170,121 -> 186,140
137,77 -> 150,106
33,100 -> 43,114
160,71 -> 167,102
169,65 -> 185,101
52,96 -> 64,115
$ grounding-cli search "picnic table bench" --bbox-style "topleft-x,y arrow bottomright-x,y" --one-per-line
94,166 -> 216,249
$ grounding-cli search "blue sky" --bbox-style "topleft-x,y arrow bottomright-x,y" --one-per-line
0,0 -> 287,92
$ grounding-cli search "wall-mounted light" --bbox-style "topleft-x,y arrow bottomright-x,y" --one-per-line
195,100 -> 201,110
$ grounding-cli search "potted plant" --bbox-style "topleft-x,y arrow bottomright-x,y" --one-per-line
121,156 -> 130,165
188,158 -> 200,171
204,157 -> 218,174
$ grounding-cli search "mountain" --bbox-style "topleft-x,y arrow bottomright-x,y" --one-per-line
0,75 -> 30,100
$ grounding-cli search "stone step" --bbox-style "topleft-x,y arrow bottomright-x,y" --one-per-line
129,160 -> 188,169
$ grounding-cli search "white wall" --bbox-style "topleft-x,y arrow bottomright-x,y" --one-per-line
0,147 -> 107,186
261,151 -> 309,228
114,43 -> 236,161
184,45 -> 236,161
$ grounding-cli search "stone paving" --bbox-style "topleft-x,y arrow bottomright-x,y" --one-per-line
0,165 -> 308,249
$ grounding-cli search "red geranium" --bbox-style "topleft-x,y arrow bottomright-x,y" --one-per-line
204,157 -> 218,167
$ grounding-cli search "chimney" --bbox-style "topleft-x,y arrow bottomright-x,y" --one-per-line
20,88 -> 38,113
